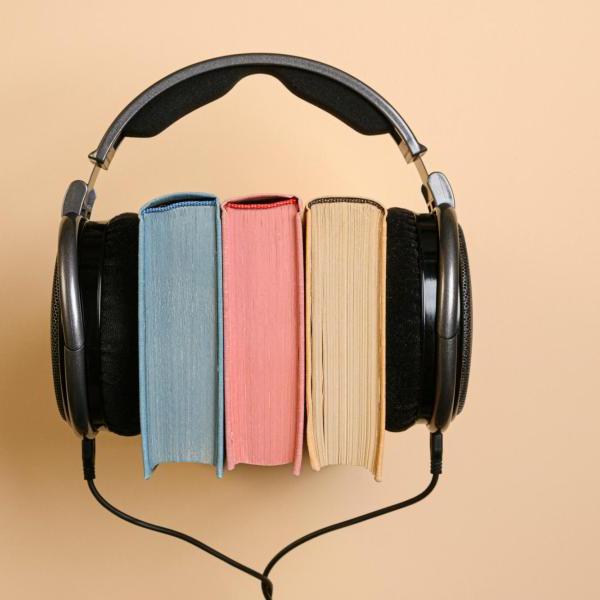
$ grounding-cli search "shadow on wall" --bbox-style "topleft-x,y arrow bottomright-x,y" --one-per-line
0,294 -> 383,536
0,298 -> 85,484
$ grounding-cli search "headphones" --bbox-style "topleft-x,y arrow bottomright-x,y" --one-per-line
52,52 -> 471,440
51,53 -> 472,598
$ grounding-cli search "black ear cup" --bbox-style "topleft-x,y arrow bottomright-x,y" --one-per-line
455,226 -> 472,415
386,207 -> 471,432
99,213 -> 140,436
385,208 -> 425,431
53,213 -> 140,437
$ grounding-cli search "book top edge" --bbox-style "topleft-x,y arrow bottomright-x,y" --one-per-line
140,193 -> 218,214
223,196 -> 299,211
306,197 -> 385,211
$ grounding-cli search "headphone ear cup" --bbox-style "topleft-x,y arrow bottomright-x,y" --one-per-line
385,208 -> 425,431
100,213 -> 140,436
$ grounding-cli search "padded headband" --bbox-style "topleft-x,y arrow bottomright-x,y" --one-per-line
89,53 -> 427,168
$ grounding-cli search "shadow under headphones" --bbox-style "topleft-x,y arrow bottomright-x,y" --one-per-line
51,53 -> 472,599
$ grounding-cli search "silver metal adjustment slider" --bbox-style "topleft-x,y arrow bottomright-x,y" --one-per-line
61,164 -> 101,218
419,169 -> 456,211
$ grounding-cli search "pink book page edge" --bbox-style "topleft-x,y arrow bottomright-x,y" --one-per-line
222,196 -> 304,475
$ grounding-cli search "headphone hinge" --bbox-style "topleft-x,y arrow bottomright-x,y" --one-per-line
61,182 -> 96,218
61,180 -> 90,217
425,171 -> 456,210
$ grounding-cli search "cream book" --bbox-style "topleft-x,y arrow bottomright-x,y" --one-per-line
305,198 -> 386,481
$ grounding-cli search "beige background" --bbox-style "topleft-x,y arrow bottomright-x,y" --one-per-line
2,1 -> 599,598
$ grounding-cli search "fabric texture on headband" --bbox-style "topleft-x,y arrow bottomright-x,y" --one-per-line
385,208 -> 424,432
100,213 -> 140,436
138,194 -> 224,478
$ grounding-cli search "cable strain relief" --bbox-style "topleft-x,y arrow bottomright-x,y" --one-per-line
82,437 -> 96,481
429,431 -> 443,475
261,578 -> 274,599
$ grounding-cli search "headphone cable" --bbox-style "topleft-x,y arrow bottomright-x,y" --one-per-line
82,438 -> 274,597
260,431 -> 443,599
82,432 -> 443,599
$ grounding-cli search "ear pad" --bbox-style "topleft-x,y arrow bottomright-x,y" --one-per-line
99,213 -> 140,435
385,208 -> 425,431
455,225 -> 472,415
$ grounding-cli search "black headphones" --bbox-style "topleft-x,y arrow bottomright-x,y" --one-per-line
51,53 -> 472,598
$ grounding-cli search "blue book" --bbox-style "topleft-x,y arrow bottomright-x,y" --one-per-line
139,193 -> 224,478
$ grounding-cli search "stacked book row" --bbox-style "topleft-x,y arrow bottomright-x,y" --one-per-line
139,194 -> 385,480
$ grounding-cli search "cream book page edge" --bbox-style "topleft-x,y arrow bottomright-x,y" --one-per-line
304,208 -> 321,471
374,208 -> 387,482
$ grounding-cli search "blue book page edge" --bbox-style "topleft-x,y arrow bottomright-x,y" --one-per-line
138,192 -> 224,478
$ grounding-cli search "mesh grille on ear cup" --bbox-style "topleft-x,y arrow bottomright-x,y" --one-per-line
456,226 -> 472,414
50,260 -> 66,420
99,213 -> 140,436
385,208 -> 424,431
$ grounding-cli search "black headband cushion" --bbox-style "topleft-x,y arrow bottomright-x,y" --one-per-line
385,208 -> 424,431
99,213 -> 140,436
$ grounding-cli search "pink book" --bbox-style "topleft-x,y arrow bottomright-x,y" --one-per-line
222,195 -> 304,474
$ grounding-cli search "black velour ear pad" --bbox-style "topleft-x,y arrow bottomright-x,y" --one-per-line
100,213 -> 140,435
455,225 -> 472,415
385,208 -> 424,431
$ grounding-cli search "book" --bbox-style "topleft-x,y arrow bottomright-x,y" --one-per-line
138,193 -> 224,478
305,198 -> 386,481
222,195 -> 304,474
